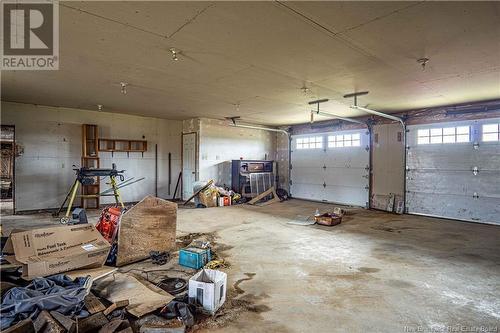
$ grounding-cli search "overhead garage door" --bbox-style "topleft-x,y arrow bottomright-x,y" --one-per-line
406,119 -> 500,225
290,130 -> 369,207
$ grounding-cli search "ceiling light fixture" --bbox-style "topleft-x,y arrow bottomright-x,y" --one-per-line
120,82 -> 128,94
417,57 -> 429,70
169,48 -> 179,61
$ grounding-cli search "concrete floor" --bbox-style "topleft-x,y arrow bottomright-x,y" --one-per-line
1,199 -> 499,332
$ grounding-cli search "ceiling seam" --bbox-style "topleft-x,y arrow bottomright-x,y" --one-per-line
60,2 -> 214,41
273,0 -> 437,101
272,1 -> 433,78
167,3 -> 216,39
60,3 -> 168,39
335,2 -> 426,36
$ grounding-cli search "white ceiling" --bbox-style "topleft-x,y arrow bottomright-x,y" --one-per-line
2,1 -> 500,125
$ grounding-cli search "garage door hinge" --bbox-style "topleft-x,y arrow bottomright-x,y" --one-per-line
472,166 -> 478,175
289,180 -> 293,185
323,182 -> 326,188
365,145 -> 369,151
290,164 -> 292,170
323,165 -> 326,170
473,192 -> 479,199
364,185 -> 369,190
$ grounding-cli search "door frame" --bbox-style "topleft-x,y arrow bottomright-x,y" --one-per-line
1,125 -> 15,214
181,131 -> 198,200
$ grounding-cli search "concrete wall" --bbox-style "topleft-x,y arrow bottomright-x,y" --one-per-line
1,101 -> 182,212
371,123 -> 404,211
196,118 -> 276,187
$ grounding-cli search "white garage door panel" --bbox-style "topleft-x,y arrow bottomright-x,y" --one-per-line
324,167 -> 368,188
290,130 -> 369,206
407,170 -> 500,197
291,151 -> 325,168
324,148 -> 368,167
325,185 -> 367,207
407,146 -> 476,170
292,166 -> 324,184
406,119 -> 500,225
407,192 -> 500,224
292,184 -> 324,201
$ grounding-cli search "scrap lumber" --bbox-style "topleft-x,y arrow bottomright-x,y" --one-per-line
103,300 -> 129,316
77,312 -> 109,333
248,186 -> 280,205
33,310 -> 65,333
116,196 -> 177,266
84,292 -> 106,314
2,319 -> 35,333
98,319 -> 131,333
50,311 -> 76,333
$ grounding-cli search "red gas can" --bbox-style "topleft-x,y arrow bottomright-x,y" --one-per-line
96,206 -> 122,243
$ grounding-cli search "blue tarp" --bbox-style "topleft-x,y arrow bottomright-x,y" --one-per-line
0,274 -> 90,329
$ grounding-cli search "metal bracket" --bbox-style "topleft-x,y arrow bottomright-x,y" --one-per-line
472,166 -> 479,175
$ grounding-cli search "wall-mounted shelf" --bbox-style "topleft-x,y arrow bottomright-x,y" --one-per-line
98,139 -> 147,157
82,124 -> 100,208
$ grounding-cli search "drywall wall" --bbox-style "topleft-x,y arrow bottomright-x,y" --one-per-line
371,123 -> 404,210
196,118 -> 276,187
0,101 -> 182,212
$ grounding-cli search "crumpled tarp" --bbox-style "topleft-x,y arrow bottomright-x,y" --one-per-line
0,274 -> 91,330
160,295 -> 196,327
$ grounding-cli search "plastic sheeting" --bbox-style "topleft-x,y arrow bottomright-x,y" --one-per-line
0,274 -> 91,330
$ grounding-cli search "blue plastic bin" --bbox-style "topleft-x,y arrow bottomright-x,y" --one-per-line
179,247 -> 211,269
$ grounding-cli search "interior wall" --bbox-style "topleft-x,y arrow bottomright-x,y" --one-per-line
371,123 -> 405,211
0,101 -> 182,212
197,118 -> 276,187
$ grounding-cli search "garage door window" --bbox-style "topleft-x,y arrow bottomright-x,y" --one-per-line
328,133 -> 361,148
482,123 -> 500,142
417,126 -> 469,144
296,136 -> 323,149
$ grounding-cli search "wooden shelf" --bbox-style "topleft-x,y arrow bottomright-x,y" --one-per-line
82,124 -> 100,209
98,139 -> 147,153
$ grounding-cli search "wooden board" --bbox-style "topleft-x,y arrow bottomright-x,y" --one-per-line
116,196 -> 177,266
248,186 -> 280,205
65,266 -> 117,281
93,273 -> 174,318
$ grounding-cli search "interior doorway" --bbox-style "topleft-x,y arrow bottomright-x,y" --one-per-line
182,132 -> 197,200
1,125 -> 15,215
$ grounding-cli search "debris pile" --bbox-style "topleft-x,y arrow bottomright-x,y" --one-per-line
184,180 -> 241,208
0,197 -> 245,333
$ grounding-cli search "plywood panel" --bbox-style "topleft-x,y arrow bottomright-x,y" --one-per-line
116,196 -> 177,266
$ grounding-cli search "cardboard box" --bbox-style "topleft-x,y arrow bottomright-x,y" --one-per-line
198,189 -> 217,207
188,269 -> 227,314
4,224 -> 111,279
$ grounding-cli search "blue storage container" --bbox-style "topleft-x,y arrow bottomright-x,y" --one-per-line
179,247 -> 211,269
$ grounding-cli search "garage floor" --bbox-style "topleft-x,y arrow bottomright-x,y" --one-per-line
2,199 -> 499,332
